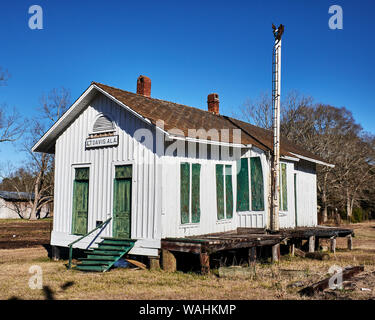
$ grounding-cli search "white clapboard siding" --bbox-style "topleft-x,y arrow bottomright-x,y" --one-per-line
51,94 -> 161,255
279,161 -> 297,229
295,161 -> 318,227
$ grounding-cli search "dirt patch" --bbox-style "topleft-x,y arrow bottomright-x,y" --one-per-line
0,219 -> 52,249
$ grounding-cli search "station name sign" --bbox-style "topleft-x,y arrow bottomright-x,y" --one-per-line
85,135 -> 119,149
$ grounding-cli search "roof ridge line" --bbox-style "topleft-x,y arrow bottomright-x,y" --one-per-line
92,81 -> 230,119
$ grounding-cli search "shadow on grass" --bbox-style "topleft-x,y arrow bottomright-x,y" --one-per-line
8,281 -> 75,300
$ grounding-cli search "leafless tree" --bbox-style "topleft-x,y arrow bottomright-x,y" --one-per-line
7,88 -> 70,220
23,88 -> 71,220
0,105 -> 24,143
239,92 -> 375,223
239,93 -> 273,129
38,87 -> 70,122
0,68 -> 24,143
238,91 -> 314,132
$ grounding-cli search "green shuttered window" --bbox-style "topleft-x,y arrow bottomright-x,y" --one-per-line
236,157 -> 265,212
280,163 -> 288,211
216,164 -> 233,220
225,165 -> 233,219
191,164 -> 201,223
180,162 -> 201,224
180,163 -> 190,224
250,157 -> 265,211
216,165 -> 225,220
236,158 -> 249,211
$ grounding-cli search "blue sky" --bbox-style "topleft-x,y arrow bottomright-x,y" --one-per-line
0,0 -> 374,166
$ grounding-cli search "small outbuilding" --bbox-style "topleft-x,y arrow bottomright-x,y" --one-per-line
0,191 -> 49,219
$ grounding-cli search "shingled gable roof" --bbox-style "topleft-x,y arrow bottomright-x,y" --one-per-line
32,81 -> 331,166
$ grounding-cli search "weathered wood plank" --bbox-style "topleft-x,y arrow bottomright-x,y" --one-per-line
236,228 -> 266,235
330,237 -> 336,253
347,235 -> 353,250
299,266 -> 365,296
200,252 -> 210,274
280,227 -> 353,239
305,252 -> 330,261
161,241 -> 202,254
294,247 -> 305,258
272,244 -> 280,262
309,236 -> 315,253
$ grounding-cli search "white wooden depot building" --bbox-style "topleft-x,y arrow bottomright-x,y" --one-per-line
32,75 -> 331,258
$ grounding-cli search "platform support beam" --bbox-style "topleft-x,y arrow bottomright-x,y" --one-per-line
149,256 -> 160,270
289,243 -> 295,257
248,247 -> 257,264
200,252 -> 210,274
272,244 -> 280,262
315,237 -> 320,251
52,246 -> 60,261
347,235 -> 353,250
330,237 -> 336,254
161,249 -> 176,272
308,236 -> 315,253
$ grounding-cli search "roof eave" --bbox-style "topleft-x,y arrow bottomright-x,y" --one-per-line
290,152 -> 335,168
32,84 -> 98,153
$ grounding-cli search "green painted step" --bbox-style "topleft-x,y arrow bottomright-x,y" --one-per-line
79,260 -> 112,266
74,238 -> 136,272
85,250 -> 123,256
101,237 -> 134,241
84,255 -> 119,260
100,240 -> 135,246
97,245 -> 132,251
75,265 -> 107,272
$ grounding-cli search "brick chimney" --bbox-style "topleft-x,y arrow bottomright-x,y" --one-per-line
207,93 -> 219,115
136,75 -> 151,97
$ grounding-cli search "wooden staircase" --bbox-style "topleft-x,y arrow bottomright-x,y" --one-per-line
74,238 -> 136,272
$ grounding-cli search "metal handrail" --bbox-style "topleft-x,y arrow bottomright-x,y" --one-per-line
67,217 -> 112,269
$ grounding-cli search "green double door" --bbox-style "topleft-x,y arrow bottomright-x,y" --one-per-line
112,165 -> 132,239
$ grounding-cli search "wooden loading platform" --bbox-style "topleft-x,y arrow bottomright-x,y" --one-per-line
159,226 -> 354,273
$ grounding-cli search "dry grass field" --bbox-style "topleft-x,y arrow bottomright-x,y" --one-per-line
0,219 -> 374,300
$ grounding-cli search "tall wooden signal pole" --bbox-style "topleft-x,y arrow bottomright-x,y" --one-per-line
271,24 -> 284,232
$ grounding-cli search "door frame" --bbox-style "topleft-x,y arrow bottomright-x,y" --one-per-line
110,161 -> 135,238
70,163 -> 92,235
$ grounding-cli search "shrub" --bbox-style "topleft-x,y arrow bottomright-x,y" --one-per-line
351,207 -> 363,223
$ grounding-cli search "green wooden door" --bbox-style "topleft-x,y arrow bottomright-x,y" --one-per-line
113,165 -> 132,238
72,168 -> 89,235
